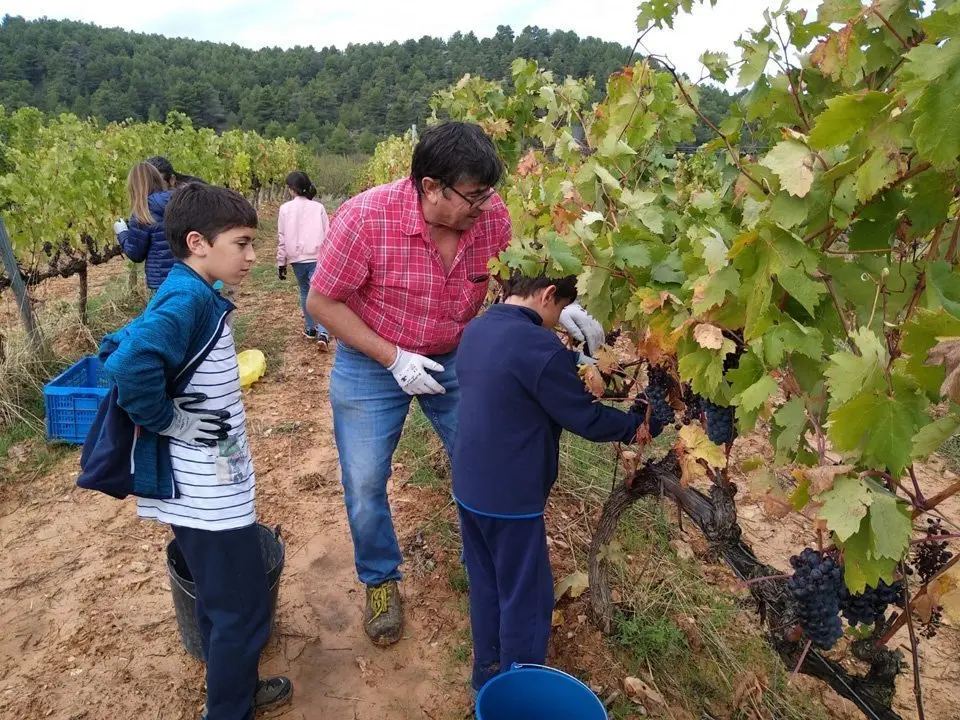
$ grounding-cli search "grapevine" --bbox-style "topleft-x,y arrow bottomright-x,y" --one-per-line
414,1 -> 960,716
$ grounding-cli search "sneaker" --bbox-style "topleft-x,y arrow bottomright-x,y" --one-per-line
363,580 -> 404,646
317,332 -> 330,353
303,328 -> 317,340
255,675 -> 294,710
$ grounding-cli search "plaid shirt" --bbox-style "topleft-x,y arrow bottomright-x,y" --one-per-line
311,177 -> 512,356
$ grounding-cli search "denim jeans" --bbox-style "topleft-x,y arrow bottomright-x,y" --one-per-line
329,342 -> 459,585
292,261 -> 326,335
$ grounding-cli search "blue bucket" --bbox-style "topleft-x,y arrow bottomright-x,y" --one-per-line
475,663 -> 607,720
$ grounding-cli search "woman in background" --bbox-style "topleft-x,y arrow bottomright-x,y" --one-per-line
114,162 -> 174,293
277,171 -> 331,351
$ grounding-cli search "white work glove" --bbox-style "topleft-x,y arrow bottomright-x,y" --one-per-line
114,219 -> 128,236
160,395 -> 231,446
388,348 -> 446,396
575,352 -> 598,366
559,303 -> 605,357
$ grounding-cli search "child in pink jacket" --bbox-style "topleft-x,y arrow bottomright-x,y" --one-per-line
277,171 -> 331,350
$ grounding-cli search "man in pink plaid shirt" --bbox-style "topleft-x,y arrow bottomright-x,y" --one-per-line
306,122 -> 605,646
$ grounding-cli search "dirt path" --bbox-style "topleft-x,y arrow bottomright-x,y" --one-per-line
0,259 -> 471,720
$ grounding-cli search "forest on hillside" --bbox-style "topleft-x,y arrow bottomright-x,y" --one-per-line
0,15 -> 734,154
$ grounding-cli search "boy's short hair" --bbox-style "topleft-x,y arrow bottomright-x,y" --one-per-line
502,271 -> 578,303
165,183 -> 258,259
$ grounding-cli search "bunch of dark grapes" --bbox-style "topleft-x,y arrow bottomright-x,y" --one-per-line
911,518 -> 953,583
644,366 -> 676,437
682,384 -> 703,425
605,327 -> 622,346
704,401 -> 736,445
788,548 -> 844,650
839,579 -> 903,627
723,331 -> 745,374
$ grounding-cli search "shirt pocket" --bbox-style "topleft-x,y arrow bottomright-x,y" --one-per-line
453,273 -> 490,323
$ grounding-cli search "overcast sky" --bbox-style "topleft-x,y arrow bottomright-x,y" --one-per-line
2,0 -> 823,87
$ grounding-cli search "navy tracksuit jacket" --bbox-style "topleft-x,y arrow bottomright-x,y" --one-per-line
453,303 -> 640,690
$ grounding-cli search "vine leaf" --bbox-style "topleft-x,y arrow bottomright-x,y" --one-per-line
797,464 -> 855,495
760,140 -> 815,197
808,91 -> 889,149
678,425 -> 727,468
819,476 -> 872,541
579,364 -> 606,399
912,414 -> 960,460
824,327 -> 887,406
827,391 -> 926,476
837,517 -> 899,594
925,337 -> 960,403
867,491 -> 912,562
693,323 -> 724,350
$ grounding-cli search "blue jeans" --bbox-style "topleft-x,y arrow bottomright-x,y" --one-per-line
292,261 -> 326,335
330,342 -> 459,585
172,524 -> 271,720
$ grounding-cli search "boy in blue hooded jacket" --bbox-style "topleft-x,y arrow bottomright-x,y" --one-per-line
99,183 -> 292,720
453,272 -> 644,695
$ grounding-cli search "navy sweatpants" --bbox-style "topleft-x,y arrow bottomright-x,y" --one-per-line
172,524 -> 271,720
457,506 -> 554,692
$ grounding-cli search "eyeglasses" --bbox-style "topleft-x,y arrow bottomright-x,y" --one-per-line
444,184 -> 497,209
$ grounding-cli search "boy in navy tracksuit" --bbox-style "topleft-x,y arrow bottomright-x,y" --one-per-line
453,272 -> 643,694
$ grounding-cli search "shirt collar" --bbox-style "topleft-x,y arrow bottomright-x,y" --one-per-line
400,178 -> 427,237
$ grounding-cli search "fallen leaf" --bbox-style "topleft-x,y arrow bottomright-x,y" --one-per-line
623,676 -> 666,707
551,609 -> 564,628
554,570 -> 590,602
693,323 -> 725,350
676,616 -> 702,651
937,567 -> 960,623
579,364 -> 606,399
763,493 -> 793,519
925,337 -> 960,403
797,464 -> 855,495
914,593 -> 937,625
732,671 -> 767,709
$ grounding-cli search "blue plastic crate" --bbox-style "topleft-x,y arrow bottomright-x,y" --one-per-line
44,356 -> 110,444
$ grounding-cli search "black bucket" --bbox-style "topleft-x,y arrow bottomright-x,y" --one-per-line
166,523 -> 284,660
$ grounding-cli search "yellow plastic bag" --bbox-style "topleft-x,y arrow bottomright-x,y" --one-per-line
237,349 -> 266,389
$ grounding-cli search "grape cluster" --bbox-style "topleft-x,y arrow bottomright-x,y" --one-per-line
605,327 -> 622,346
788,549 -> 844,650
681,384 -> 703,425
839,579 -> 903,627
911,518 -> 953,583
704,401 -> 736,445
723,331 -> 745,374
643,366 -> 676,438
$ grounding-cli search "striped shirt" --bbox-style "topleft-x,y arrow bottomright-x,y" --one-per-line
136,324 -> 256,531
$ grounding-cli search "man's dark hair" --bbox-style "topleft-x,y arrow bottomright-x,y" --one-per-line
147,156 -> 175,184
165,183 -> 258,259
502,271 -> 578,303
411,122 -> 503,194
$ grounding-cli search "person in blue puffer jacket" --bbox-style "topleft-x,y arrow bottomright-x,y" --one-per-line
114,162 -> 175,291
